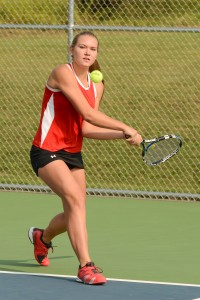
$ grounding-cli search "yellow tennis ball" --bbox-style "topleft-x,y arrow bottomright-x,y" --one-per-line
90,70 -> 103,83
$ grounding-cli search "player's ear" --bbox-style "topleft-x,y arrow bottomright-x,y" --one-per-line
70,46 -> 73,56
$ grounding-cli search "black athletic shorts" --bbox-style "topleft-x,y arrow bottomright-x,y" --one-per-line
30,145 -> 84,176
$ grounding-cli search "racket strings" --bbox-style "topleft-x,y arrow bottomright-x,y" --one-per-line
144,138 -> 180,164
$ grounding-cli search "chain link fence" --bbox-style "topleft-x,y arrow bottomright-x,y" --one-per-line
1,0 -> 200,200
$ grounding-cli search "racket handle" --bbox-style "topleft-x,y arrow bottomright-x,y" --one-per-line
125,134 -> 130,139
125,134 -> 144,146
125,134 -> 143,142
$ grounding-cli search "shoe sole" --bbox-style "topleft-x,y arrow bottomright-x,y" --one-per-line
76,277 -> 106,285
28,227 -> 36,244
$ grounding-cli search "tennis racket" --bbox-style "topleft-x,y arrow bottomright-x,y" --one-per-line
126,134 -> 182,166
141,134 -> 182,166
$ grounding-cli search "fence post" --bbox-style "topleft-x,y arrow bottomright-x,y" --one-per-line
68,0 -> 74,62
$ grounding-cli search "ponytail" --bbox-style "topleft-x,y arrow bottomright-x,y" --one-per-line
89,60 -> 101,73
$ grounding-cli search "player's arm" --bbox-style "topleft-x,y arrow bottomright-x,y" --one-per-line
48,65 -> 142,145
82,82 -> 125,140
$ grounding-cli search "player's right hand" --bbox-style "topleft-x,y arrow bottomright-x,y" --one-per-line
124,129 -> 143,146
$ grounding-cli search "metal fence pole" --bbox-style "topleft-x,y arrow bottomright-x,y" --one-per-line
68,0 -> 74,62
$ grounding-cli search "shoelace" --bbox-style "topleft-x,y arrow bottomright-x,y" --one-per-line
41,235 -> 54,253
85,262 -> 103,274
49,245 -> 54,253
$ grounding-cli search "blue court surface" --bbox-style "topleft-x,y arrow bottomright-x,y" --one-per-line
1,271 -> 200,300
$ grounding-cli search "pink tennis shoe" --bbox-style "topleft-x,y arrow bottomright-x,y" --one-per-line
77,262 -> 107,285
28,227 -> 53,266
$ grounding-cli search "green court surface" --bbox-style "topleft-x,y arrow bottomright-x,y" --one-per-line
0,191 -> 200,285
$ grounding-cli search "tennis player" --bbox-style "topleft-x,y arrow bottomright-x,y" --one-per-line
29,31 -> 142,285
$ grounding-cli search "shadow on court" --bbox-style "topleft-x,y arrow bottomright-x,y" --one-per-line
1,272 -> 200,300
0,256 -> 73,274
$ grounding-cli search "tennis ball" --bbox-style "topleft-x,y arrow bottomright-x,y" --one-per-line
90,70 -> 103,83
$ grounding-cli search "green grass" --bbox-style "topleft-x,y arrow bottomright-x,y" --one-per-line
0,29 -> 200,194
1,0 -> 200,27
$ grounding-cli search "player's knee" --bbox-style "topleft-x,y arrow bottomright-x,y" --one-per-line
62,193 -> 86,210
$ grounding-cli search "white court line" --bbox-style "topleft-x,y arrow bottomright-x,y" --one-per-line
1,270 -> 200,288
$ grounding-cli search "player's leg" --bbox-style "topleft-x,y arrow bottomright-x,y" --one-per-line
30,160 -> 106,284
42,166 -> 87,242
38,160 -> 91,265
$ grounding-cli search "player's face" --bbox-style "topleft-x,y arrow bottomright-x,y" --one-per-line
71,35 -> 98,68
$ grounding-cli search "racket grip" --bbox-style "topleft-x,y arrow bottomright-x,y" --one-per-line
125,134 -> 131,139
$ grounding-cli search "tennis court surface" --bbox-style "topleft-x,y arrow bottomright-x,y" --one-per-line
1,272 -> 200,300
1,191 -> 200,299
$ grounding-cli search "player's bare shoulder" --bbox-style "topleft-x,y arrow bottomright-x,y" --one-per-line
47,64 -> 72,89
51,64 -> 71,79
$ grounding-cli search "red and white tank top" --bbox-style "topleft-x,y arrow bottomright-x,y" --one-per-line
32,63 -> 96,153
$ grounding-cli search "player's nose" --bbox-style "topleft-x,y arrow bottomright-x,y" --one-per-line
85,48 -> 91,55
